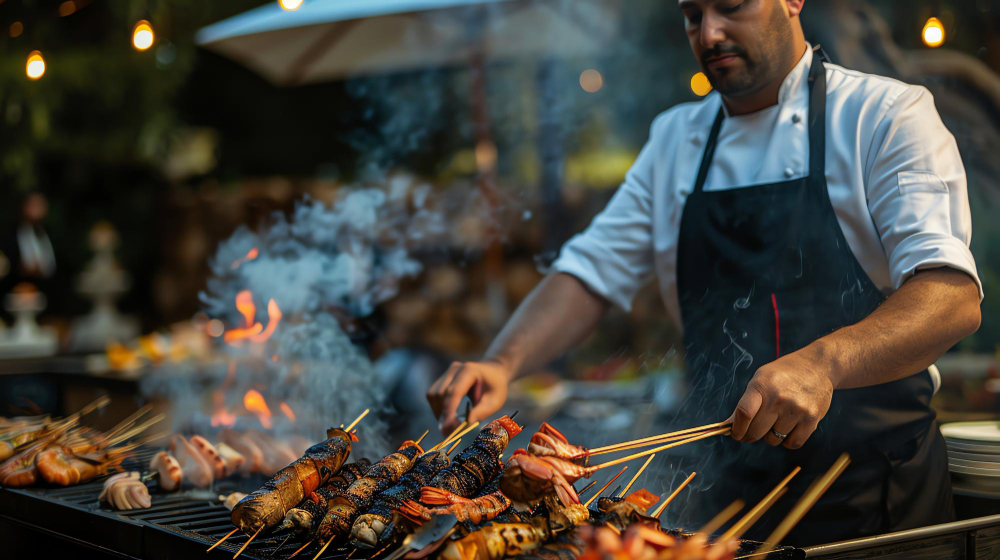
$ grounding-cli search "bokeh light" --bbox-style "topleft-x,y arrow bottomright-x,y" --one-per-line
580,69 -> 604,93
923,17 -> 946,47
133,20 -> 155,51
691,72 -> 713,96
9,21 -> 23,38
26,51 -> 45,80
279,0 -> 304,10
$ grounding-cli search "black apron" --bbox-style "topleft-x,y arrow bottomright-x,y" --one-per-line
672,53 -> 954,546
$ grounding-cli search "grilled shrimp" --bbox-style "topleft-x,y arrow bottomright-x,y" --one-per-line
36,446 -> 129,486
398,488 -> 511,525
500,450 -> 590,507
526,423 -> 589,466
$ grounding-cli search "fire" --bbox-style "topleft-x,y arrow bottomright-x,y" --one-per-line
235,290 -> 256,326
280,402 -> 296,422
244,389 -> 273,429
251,299 -> 282,342
210,391 -> 237,427
231,247 -> 259,269
224,291 -> 282,346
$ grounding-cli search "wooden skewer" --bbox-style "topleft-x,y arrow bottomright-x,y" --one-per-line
590,426 -> 731,471
587,421 -> 732,455
206,528 -> 239,552
344,409 -> 370,433
232,526 -> 262,559
583,466 -> 628,508
414,429 -> 430,446
577,480 -> 598,498
652,471 -> 697,518
346,549 -> 358,559
289,540 -> 312,558
311,538 -> 334,560
430,420 -> 467,451
618,454 -> 656,497
757,453 -> 851,557
438,422 -> 479,452
720,466 -> 800,542
104,404 -> 152,440
271,533 -> 294,557
698,500 -> 746,536
447,438 -> 462,455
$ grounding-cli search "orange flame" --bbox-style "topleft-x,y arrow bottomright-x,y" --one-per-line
210,392 -> 237,428
231,247 -> 259,270
244,389 -> 273,429
280,402 -> 296,422
250,299 -> 282,342
223,322 -> 263,344
235,290 -> 256,326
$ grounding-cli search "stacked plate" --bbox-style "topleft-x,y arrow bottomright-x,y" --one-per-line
942,421 -> 1000,490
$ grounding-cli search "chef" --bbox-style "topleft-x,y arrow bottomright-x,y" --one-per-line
427,0 -> 983,545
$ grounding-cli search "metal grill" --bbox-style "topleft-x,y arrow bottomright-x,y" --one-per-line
6,448 -> 999,559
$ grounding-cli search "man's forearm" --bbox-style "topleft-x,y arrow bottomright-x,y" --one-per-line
808,267 -> 981,390
484,272 -> 610,379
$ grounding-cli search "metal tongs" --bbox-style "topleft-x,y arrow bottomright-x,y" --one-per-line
383,513 -> 459,560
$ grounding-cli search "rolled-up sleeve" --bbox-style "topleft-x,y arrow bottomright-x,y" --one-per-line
865,86 -> 983,300
551,119 -> 661,311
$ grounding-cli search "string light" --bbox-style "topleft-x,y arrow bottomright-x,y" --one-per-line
579,69 -> 603,93
279,0 -> 304,10
922,17 -> 945,48
133,20 -> 154,51
690,72 -> 712,96
26,50 -> 45,80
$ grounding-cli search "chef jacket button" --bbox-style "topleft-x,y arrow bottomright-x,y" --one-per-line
791,113 -> 801,124
784,167 -> 795,178
689,133 -> 701,146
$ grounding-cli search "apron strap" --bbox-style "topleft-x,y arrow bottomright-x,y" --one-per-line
693,108 -> 725,194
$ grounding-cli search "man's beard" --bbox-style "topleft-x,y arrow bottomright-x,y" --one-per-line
701,6 -> 794,97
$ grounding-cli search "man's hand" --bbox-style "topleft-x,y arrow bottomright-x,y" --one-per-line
427,360 -> 513,435
729,348 -> 834,449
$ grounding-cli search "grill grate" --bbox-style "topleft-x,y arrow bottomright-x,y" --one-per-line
2,446 -> 797,559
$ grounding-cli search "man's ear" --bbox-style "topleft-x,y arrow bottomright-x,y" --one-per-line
785,0 -> 805,18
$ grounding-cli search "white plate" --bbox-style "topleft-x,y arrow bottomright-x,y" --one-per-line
941,421 -> 1000,442
946,439 -> 1000,454
948,449 -> 1000,463
949,457 -> 1000,470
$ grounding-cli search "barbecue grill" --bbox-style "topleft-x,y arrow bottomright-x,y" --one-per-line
2,448 -> 998,560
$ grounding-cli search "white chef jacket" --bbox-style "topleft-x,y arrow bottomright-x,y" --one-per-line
553,45 -> 982,333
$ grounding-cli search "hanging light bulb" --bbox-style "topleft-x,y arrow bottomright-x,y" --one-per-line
133,20 -> 155,51
26,51 -> 45,80
922,17 -> 945,48
279,0 -> 304,10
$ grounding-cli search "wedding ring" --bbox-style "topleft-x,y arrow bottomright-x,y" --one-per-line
771,429 -> 788,439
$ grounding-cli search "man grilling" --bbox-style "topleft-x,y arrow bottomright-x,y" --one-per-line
427,0 -> 982,545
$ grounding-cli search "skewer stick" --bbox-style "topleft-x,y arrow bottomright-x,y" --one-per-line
104,404 -> 152,440
652,471 -> 697,518
577,480 -> 598,498
618,454 -> 656,497
430,421 -> 467,451
590,426 -> 731,471
720,466 -> 800,542
344,409 -> 370,433
289,540 -> 312,558
311,538 -> 334,560
584,466 -> 628,508
586,421 -> 732,455
756,453 -> 851,557
271,533 -> 294,556
436,422 -> 479,452
447,438 -> 462,455
232,526 -> 262,559
206,528 -> 239,552
415,429 -> 430,446
698,500 -> 745,536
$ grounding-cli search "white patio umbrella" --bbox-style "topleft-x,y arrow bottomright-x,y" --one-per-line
195,0 -> 619,86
